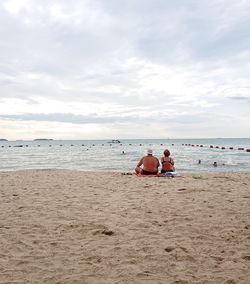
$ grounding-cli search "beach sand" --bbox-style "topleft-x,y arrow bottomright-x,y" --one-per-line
0,170 -> 250,284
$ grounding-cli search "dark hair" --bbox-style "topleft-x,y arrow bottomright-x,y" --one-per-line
164,149 -> 170,157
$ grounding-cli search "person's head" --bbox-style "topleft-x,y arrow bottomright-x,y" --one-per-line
163,149 -> 170,157
147,149 -> 153,155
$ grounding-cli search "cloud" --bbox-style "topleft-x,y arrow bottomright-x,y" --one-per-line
0,112 -> 130,124
229,96 -> 250,102
0,107 -> 228,126
0,0 -> 250,139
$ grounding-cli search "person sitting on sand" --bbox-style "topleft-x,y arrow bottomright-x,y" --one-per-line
160,149 -> 175,173
135,149 -> 160,175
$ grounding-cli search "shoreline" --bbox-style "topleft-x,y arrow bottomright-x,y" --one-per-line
1,168 -> 250,174
1,170 -> 250,283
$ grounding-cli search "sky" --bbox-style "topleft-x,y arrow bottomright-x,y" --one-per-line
0,0 -> 250,140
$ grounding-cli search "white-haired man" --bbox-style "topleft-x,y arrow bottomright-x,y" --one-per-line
135,149 -> 160,175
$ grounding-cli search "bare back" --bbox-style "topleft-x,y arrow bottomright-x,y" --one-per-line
140,155 -> 159,172
161,157 -> 174,171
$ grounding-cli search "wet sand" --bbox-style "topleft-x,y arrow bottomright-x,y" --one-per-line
0,170 -> 250,283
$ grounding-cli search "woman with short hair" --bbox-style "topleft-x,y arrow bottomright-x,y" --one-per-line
160,149 -> 175,173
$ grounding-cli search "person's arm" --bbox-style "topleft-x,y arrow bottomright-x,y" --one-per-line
135,157 -> 144,174
137,158 -> 144,167
170,158 -> 174,165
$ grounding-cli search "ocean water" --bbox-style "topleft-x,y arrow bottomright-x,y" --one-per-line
0,138 -> 250,173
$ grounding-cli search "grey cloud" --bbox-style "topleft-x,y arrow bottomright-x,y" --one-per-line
0,0 -> 250,137
229,96 -> 250,102
0,113 -> 139,124
230,96 -> 249,100
0,110 -> 212,126
158,113 -> 210,124
1,0 -> 249,78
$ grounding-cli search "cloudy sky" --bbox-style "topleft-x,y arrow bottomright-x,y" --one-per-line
0,0 -> 249,140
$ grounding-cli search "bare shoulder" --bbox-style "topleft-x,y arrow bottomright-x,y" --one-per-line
153,156 -> 160,164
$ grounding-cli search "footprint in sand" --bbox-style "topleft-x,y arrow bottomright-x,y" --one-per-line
101,229 -> 114,236
242,255 -> 250,260
164,246 -> 175,252
177,188 -> 187,192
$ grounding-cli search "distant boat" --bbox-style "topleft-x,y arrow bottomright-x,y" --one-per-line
33,139 -> 54,141
108,139 -> 121,143
0,139 -> 8,141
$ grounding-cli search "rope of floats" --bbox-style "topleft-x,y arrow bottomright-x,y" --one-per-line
1,143 -> 250,152
180,143 -> 249,152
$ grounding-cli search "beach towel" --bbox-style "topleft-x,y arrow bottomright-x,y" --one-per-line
136,172 -> 181,177
160,171 -> 181,177
136,173 -> 159,177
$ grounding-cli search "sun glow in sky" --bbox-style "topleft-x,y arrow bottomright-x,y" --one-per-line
0,0 -> 250,140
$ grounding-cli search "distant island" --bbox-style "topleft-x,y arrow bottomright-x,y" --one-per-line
33,139 -> 54,141
0,139 -> 8,141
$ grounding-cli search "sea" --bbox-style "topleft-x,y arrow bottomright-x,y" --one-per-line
0,138 -> 250,173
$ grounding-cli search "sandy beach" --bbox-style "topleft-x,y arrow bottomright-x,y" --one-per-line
0,170 -> 249,284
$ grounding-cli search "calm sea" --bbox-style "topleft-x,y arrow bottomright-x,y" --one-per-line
0,138 -> 250,173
